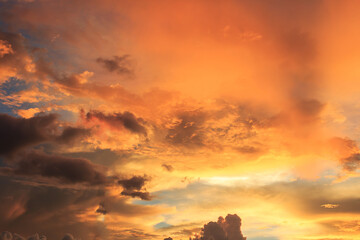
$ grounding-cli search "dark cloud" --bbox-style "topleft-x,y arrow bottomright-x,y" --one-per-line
95,202 -> 107,215
164,238 -> 173,240
0,176 -> 107,239
120,190 -> 152,201
96,55 -> 134,76
85,110 -> 147,136
189,214 -> 246,240
118,176 -> 147,191
0,113 -> 92,156
55,127 -> 91,144
1,151 -> 108,185
202,221 -> 226,240
0,113 -> 57,155
118,176 -> 152,200
218,214 -> 246,240
161,164 -> 174,172
342,153 -> 360,172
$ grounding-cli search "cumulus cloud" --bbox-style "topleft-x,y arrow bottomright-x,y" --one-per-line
190,214 -> 246,240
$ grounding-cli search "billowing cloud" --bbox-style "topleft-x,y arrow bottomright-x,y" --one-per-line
190,214 -> 246,240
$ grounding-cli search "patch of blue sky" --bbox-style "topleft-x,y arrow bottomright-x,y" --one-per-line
0,77 -> 30,96
0,78 -> 78,121
153,221 -> 173,230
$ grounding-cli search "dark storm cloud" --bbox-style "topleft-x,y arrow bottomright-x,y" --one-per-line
55,127 -> 91,144
1,151 -> 108,185
85,110 -> 147,136
0,113 -> 57,155
118,176 -> 152,200
0,113 -> 92,155
96,55 -> 134,76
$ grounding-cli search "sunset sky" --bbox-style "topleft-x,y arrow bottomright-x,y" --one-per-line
0,0 -> 360,240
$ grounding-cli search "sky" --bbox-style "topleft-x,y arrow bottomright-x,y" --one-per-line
0,0 -> 360,239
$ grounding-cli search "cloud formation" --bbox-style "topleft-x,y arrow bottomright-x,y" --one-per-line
0,113 -> 57,155
190,214 -> 246,240
118,176 -> 152,200
1,151 -> 108,185
84,110 -> 147,136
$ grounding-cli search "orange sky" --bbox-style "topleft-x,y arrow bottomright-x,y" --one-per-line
0,1 -> 360,240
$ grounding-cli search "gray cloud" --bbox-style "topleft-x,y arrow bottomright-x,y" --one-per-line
118,176 -> 152,200
1,151 -> 108,185
96,55 -> 134,76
